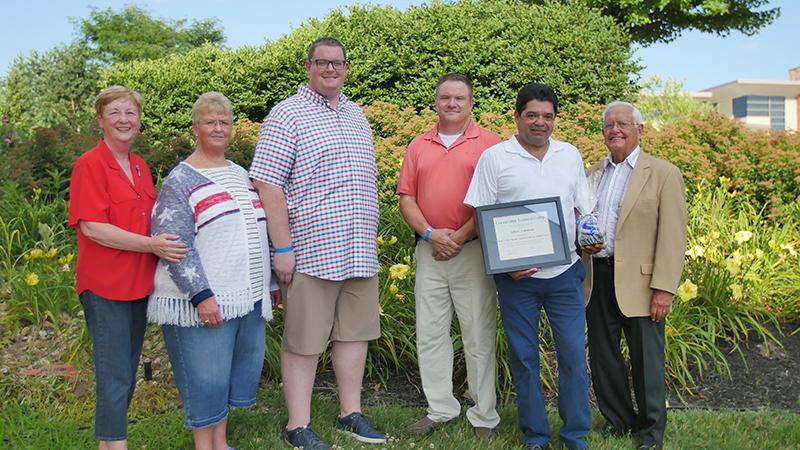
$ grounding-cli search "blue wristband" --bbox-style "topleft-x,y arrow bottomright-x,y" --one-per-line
422,227 -> 433,241
275,245 -> 294,253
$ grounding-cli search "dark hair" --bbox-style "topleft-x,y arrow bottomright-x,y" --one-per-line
307,37 -> 347,62
435,73 -> 473,99
515,83 -> 558,115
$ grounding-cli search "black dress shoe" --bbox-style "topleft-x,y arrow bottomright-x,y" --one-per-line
600,422 -> 628,438
636,443 -> 661,450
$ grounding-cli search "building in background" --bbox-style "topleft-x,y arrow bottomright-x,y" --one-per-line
695,67 -> 800,131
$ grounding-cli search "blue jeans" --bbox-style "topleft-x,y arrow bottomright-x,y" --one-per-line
162,302 -> 266,428
80,290 -> 147,441
494,261 -> 590,450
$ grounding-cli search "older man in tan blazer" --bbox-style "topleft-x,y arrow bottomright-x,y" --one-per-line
580,101 -> 687,450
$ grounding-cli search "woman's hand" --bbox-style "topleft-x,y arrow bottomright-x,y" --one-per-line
270,289 -> 282,308
197,296 -> 223,327
149,233 -> 188,262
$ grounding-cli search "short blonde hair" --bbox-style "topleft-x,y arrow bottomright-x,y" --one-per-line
95,86 -> 143,117
191,92 -> 233,124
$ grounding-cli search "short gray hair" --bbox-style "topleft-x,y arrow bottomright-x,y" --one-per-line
602,101 -> 644,125
191,92 -> 233,124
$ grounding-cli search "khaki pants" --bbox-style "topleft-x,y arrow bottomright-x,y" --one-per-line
414,239 -> 500,428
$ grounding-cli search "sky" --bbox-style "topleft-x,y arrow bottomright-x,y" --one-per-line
2,0 -> 797,92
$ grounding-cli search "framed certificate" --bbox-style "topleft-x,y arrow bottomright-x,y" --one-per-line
475,197 -> 571,274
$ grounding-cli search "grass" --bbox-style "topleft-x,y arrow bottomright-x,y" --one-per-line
2,375 -> 799,450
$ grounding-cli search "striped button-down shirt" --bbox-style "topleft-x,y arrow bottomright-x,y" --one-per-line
595,146 -> 640,258
249,85 -> 379,280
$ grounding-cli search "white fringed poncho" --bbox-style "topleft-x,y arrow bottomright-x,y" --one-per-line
147,162 -> 274,327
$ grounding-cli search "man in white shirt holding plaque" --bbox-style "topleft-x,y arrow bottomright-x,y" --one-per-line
464,83 -> 591,450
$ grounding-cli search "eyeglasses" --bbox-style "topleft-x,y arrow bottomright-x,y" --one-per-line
200,119 -> 231,128
602,121 -> 637,131
310,59 -> 348,70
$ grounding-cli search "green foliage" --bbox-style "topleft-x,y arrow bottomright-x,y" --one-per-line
0,43 -> 99,136
525,0 -> 781,45
0,122 -> 96,191
637,76 -> 716,125
3,377 -> 800,449
75,5 -> 225,65
102,0 -> 638,143
667,180 -> 799,394
0,184 -> 77,333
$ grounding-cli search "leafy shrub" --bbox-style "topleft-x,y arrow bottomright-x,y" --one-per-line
665,180 -> 799,394
102,0 -> 637,143
0,186 -> 76,333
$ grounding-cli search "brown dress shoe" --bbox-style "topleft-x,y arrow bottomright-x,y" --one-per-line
405,416 -> 453,435
474,426 -> 498,441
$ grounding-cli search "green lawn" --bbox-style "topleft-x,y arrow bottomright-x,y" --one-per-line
2,377 -> 799,450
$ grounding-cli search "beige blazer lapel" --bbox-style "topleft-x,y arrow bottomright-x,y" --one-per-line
616,152 -> 652,232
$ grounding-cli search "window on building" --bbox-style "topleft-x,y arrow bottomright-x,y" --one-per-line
732,95 -> 786,130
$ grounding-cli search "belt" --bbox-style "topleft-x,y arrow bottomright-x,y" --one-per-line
592,256 -> 614,266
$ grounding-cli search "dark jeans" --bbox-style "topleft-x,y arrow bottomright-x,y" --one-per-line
80,290 -> 147,441
494,261 -> 591,450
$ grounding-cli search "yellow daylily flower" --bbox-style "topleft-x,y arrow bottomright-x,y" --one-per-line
377,236 -> 385,246
676,280 -> 698,302
389,263 -> 411,280
730,284 -> 744,300
386,235 -> 398,246
25,272 -> 40,286
389,284 -> 399,295
780,243 -> 797,256
58,253 -> 75,265
734,230 -> 753,245
685,245 -> 704,259
28,248 -> 44,259
724,257 -> 740,276
46,247 -> 57,258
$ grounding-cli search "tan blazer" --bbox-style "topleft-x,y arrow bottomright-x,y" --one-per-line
582,151 -> 688,317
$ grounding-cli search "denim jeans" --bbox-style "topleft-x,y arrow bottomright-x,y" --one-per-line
494,261 -> 591,450
162,301 -> 266,428
80,290 -> 147,441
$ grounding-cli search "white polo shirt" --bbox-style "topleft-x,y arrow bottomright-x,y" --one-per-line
464,135 -> 588,279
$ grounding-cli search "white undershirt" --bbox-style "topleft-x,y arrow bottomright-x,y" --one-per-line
438,132 -> 462,148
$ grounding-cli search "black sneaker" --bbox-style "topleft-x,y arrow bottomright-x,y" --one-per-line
283,425 -> 331,450
335,412 -> 386,444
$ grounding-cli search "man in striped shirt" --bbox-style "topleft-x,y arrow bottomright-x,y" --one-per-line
250,37 -> 384,450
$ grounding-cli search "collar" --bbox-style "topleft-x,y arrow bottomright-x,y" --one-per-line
422,120 -> 480,145
603,145 -> 641,169
297,84 -> 348,110
505,135 -> 564,161
97,139 -> 127,171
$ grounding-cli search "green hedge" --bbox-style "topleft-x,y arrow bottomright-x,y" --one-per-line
101,0 -> 637,144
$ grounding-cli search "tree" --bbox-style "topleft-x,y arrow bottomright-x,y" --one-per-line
74,5 -> 225,64
0,43 -> 99,135
637,76 -> 716,126
524,0 -> 780,45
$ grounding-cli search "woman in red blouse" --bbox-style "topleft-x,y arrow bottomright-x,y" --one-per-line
68,85 -> 186,450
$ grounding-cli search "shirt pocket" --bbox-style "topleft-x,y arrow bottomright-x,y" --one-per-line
108,182 -> 140,204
